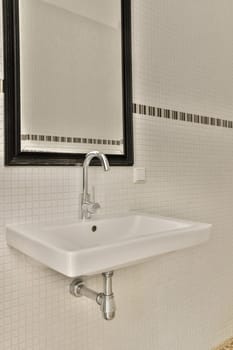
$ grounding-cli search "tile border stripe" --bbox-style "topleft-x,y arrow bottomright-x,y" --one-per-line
133,103 -> 233,129
21,134 -> 123,146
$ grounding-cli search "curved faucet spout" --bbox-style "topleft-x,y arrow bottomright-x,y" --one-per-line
81,151 -> 110,219
83,151 -> 110,172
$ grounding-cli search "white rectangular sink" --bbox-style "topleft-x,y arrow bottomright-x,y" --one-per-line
6,213 -> 211,277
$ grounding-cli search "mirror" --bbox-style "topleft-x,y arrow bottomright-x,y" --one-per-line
3,0 -> 133,165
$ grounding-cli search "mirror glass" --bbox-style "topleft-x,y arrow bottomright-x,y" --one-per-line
19,0 -> 124,155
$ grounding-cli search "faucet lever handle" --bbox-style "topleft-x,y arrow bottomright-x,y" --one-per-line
91,186 -> 96,202
90,186 -> 101,213
88,202 -> 101,214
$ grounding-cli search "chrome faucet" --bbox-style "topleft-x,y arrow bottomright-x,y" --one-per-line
81,151 -> 110,219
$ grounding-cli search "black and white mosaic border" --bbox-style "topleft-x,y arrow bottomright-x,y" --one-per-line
133,103 -> 233,128
21,134 -> 123,146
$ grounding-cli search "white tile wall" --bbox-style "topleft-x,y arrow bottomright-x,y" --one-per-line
0,1 -> 233,349
133,0 -> 233,121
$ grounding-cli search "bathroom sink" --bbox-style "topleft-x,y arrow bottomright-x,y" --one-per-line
6,213 -> 211,277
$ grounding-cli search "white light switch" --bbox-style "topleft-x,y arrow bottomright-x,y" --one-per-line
133,167 -> 146,183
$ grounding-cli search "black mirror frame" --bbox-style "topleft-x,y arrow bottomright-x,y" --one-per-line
3,0 -> 133,166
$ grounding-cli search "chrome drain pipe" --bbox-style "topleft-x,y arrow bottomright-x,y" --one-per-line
70,271 -> 116,320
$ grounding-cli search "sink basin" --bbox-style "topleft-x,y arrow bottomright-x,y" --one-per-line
6,213 -> 211,277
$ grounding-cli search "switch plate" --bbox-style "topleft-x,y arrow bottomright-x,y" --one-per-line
133,167 -> 146,183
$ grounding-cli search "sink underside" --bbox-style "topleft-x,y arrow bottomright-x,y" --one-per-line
6,213 -> 211,277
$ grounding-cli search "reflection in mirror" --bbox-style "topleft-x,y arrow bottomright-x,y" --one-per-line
19,0 -> 124,154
